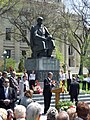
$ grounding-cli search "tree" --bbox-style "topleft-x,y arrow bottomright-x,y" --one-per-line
1,58 -> 16,71
57,0 -> 90,75
56,48 -> 64,63
84,55 -> 90,74
18,58 -> 24,72
0,0 -> 19,16
0,0 -> 19,37
6,58 -> 16,71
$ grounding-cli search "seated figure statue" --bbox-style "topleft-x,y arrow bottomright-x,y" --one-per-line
30,16 -> 55,58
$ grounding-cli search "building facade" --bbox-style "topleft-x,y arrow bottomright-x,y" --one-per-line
0,17 -> 29,64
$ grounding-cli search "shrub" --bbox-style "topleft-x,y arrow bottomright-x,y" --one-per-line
79,75 -> 84,81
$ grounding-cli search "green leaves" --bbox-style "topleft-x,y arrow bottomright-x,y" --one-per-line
57,100 -> 75,111
0,0 -> 10,5
56,48 -> 64,63
6,58 -> 16,71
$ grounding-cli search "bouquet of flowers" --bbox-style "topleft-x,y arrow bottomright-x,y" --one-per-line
57,100 -> 75,111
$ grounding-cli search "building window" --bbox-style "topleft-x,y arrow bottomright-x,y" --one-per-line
68,46 -> 73,55
22,29 -> 27,42
6,28 -> 11,40
69,58 -> 71,67
6,50 -> 11,58
57,0 -> 61,2
54,0 -> 61,2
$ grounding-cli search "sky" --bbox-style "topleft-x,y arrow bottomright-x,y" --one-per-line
64,0 -> 75,13
64,0 -> 90,12
64,0 -> 90,26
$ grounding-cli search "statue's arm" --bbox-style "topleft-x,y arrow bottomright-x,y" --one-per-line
44,26 -> 54,40
34,30 -> 46,41
44,26 -> 50,37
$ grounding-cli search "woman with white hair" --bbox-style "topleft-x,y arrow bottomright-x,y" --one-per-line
14,105 -> 26,120
26,102 -> 42,120
0,108 -> 7,120
56,111 -> 69,120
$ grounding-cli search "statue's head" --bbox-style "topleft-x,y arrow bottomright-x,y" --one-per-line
37,16 -> 43,26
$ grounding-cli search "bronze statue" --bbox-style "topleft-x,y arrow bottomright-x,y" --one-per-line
30,17 -> 55,58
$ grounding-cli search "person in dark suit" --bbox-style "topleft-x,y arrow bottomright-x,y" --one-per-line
43,72 -> 55,114
0,71 -> 7,88
0,78 -> 17,110
69,77 -> 80,106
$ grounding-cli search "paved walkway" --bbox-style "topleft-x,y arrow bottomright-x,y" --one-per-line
40,105 -> 47,120
40,115 -> 47,120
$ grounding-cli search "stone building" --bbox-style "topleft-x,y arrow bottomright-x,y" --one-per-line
0,16 -> 29,63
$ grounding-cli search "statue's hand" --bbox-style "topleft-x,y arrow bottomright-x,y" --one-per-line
47,35 -> 55,40
48,35 -> 52,38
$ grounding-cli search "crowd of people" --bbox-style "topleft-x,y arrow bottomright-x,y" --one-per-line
0,69 -> 90,120
0,100 -> 90,120
59,69 -> 90,106
59,69 -> 90,91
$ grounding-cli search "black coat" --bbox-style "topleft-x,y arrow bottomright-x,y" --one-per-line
69,81 -> 80,97
9,77 -> 18,90
0,86 -> 17,110
0,77 -> 5,88
43,78 -> 54,97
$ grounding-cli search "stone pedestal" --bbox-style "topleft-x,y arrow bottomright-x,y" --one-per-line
25,57 -> 60,82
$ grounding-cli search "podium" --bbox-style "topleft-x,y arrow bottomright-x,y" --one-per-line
51,87 -> 64,108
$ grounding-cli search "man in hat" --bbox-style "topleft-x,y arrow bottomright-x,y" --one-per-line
30,16 -> 55,58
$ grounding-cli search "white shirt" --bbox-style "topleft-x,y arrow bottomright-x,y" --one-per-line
66,72 -> 72,79
19,79 -> 29,99
29,73 -> 36,81
22,73 -> 28,80
4,87 -> 9,98
84,78 -> 88,82
87,77 -> 90,82
23,80 -> 29,90
59,73 -> 66,81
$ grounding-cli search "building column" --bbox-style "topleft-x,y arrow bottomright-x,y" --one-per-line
15,40 -> 20,63
0,38 -> 4,60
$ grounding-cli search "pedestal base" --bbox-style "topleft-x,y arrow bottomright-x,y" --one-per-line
25,57 -> 60,81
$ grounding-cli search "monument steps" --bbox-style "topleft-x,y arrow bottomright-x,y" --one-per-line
32,92 -> 90,107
